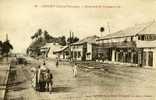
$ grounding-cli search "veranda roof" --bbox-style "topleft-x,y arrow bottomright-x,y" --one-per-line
97,20 -> 156,41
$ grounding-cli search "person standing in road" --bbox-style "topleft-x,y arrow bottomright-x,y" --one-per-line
31,67 -> 37,89
41,62 -> 47,71
43,60 -> 46,66
45,69 -> 53,93
39,70 -> 46,92
40,62 -> 47,92
72,63 -> 78,77
36,65 -> 41,91
56,59 -> 59,67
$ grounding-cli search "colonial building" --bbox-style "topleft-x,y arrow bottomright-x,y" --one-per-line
96,21 -> 156,68
53,35 -> 99,61
70,35 -> 99,61
27,47 -> 50,58
53,46 -> 69,59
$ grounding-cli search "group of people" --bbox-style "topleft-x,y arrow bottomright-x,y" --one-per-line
56,59 -> 78,77
31,62 -> 53,93
31,59 -> 78,94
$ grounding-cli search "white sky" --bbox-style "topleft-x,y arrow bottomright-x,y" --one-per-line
0,0 -> 156,53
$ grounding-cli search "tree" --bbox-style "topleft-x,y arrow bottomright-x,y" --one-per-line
0,41 -> 3,47
43,30 -> 56,43
73,37 -> 79,43
44,30 -> 49,39
2,40 -> 13,56
0,41 -> 3,55
67,36 -> 79,44
59,36 -> 66,46
38,29 -> 42,36
44,30 -> 51,42
31,28 -> 43,40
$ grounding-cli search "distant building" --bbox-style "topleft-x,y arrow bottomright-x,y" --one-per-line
53,46 -> 69,59
0,42 -> 2,57
96,21 -> 156,68
70,35 -> 99,61
53,35 -> 99,61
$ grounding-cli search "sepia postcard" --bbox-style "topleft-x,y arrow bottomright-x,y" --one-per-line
0,0 -> 156,100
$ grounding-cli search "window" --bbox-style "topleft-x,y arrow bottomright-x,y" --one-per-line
71,51 -> 73,58
87,52 -> 91,55
131,37 -> 133,41
138,34 -> 156,41
148,51 -> 153,66
78,51 -> 81,58
74,51 -> 77,58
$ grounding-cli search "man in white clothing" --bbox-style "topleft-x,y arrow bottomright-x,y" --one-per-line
73,63 -> 78,77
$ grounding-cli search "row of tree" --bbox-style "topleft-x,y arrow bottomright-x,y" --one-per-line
0,40 -> 13,56
30,28 -> 79,46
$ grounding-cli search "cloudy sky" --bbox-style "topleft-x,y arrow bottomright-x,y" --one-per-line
0,0 -> 156,53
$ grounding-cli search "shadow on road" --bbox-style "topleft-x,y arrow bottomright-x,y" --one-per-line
7,80 -> 26,86
7,80 -> 28,91
52,87 -> 72,92
8,86 -> 27,92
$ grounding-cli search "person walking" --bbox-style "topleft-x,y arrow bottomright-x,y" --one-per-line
56,59 -> 59,67
72,63 -> 78,77
31,67 -> 37,89
39,70 -> 46,92
39,63 -> 48,92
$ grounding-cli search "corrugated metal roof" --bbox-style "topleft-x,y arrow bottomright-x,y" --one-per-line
53,46 -> 68,53
72,35 -> 99,45
98,21 -> 155,40
138,21 -> 156,35
137,40 -> 156,48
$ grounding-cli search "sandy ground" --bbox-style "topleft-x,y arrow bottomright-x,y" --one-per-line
5,57 -> 156,100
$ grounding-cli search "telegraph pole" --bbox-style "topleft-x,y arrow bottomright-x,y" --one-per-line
69,31 -> 72,61
107,22 -> 111,34
6,34 -> 8,41
99,27 -> 105,61
6,33 -> 8,62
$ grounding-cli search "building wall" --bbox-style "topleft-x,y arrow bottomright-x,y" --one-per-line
136,40 -> 156,48
86,43 -> 92,60
153,49 -> 156,68
71,43 -> 93,61
144,48 -> 156,68
109,47 -> 156,68
96,32 -> 156,68
71,45 -> 83,61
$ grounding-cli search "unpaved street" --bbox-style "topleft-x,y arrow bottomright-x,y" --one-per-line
5,57 -> 156,100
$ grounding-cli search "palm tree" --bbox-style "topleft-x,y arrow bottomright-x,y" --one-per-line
37,28 -> 42,38
31,28 -> 43,40
2,40 -> 13,56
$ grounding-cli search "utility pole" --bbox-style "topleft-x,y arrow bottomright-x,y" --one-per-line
6,34 -> 8,41
69,31 -> 72,61
6,33 -> 8,62
107,22 -> 111,34
99,27 -> 105,61
72,32 -> 74,39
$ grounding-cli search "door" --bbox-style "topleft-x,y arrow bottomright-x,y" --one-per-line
148,51 -> 153,66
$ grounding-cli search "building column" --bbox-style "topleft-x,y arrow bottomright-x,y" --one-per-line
112,50 -> 115,62
131,52 -> 134,63
138,50 -> 143,67
116,52 -> 119,62
123,52 -> 126,63
146,51 -> 149,66
72,51 -> 74,60
153,51 -> 156,68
